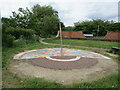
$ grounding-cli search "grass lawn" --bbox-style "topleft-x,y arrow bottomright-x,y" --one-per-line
2,39 -> 119,88
44,38 -> 120,49
68,72 -> 118,88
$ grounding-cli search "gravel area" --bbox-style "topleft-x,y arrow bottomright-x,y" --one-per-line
28,57 -> 98,70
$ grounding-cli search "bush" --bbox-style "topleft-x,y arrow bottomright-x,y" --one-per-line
27,34 -> 40,42
107,48 -> 120,55
13,35 -> 40,47
6,27 -> 35,39
13,36 -> 27,47
2,34 -> 15,47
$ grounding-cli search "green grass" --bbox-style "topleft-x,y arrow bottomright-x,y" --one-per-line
3,70 -> 64,88
68,72 -> 118,88
3,70 -> 118,88
2,70 -> 23,88
44,38 -> 119,49
21,72 -> 119,88
2,39 -> 119,88
21,78 -> 64,88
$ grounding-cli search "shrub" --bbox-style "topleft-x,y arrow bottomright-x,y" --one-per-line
13,35 -> 40,47
2,34 -> 15,47
107,48 -> 120,55
31,34 -> 40,42
13,36 -> 27,47
6,27 -> 35,39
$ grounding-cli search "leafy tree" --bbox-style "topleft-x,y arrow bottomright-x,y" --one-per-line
64,26 -> 75,31
108,23 -> 120,32
41,16 -> 59,37
3,4 -> 60,37
31,4 -> 60,37
2,18 -> 13,32
10,7 -> 32,29
73,19 -> 119,36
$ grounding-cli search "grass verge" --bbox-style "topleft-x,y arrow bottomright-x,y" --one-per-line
67,72 -> 118,88
44,38 -> 119,49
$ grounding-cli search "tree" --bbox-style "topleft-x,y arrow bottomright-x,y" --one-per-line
10,7 -> 32,29
5,4 -> 60,37
41,16 -> 59,37
64,26 -> 75,31
108,23 -> 120,32
31,4 -> 60,37
73,19 -> 119,36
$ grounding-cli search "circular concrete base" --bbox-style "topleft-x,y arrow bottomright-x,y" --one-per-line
10,58 -> 118,85
11,48 -> 118,85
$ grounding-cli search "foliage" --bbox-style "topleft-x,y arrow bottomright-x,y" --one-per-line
108,23 -> 120,32
5,27 -> 35,39
40,16 -> 59,37
64,26 -> 75,31
3,4 -> 60,37
2,18 -> 13,32
2,4 -> 60,38
30,4 -> 60,37
10,8 -> 32,29
2,34 -> 15,47
108,48 -> 120,55
73,19 -> 120,36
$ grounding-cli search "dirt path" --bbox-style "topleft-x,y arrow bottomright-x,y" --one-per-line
10,58 -> 118,85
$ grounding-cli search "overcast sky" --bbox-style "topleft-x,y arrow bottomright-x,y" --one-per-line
0,0 -> 119,26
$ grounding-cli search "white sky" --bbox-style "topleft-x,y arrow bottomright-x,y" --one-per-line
0,0 -> 119,26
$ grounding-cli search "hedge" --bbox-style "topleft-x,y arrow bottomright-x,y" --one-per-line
6,27 -> 35,39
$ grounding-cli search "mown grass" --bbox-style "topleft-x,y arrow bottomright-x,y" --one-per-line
19,72 -> 119,88
3,69 -> 118,88
3,70 -> 64,88
2,39 -> 119,88
2,70 -> 23,88
44,38 -> 119,49
21,78 -> 64,88
68,72 -> 118,88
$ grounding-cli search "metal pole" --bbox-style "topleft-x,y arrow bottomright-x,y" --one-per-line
59,22 -> 63,56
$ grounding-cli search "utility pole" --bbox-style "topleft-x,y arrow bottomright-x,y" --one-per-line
59,22 -> 63,56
